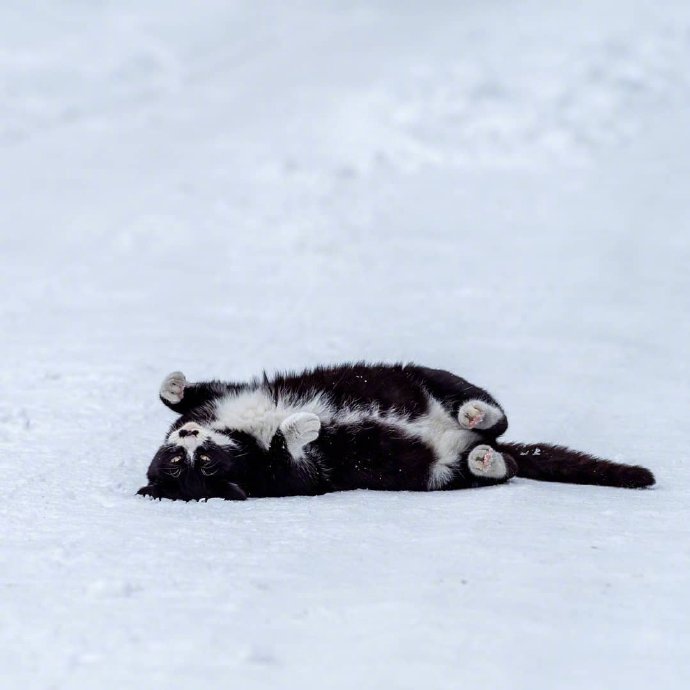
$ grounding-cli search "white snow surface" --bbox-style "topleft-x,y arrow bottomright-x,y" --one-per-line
1,2 -> 689,688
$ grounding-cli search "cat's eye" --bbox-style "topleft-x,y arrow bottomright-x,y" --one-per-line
199,455 -> 217,476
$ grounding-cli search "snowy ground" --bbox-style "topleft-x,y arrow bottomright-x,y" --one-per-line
1,1 -> 690,688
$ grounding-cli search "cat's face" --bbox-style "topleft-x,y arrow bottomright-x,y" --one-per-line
138,421 -> 248,501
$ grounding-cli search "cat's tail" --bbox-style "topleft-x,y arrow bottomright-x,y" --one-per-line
495,442 -> 655,489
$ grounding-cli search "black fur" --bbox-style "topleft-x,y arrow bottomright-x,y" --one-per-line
139,362 -> 655,501
497,442 -> 655,489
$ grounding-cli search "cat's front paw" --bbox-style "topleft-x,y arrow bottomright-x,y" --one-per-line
280,412 -> 321,458
160,371 -> 186,404
458,400 -> 504,431
467,444 -> 508,480
137,483 -> 164,499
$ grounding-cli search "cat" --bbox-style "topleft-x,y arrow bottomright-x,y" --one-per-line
138,362 -> 655,501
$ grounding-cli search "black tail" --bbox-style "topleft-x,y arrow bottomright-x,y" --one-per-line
496,442 -> 655,489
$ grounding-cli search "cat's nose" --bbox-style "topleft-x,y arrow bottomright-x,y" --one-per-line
178,428 -> 199,438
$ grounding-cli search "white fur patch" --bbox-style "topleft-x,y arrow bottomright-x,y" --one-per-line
211,389 -> 334,451
167,421 -> 235,465
406,400 -> 478,489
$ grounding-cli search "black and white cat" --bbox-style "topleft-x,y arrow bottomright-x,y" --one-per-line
138,363 -> 655,501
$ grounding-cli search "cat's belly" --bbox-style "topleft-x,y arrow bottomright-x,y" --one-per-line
319,400 -> 479,491
210,385 -> 478,491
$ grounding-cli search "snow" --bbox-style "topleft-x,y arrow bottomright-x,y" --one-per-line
1,1 -> 689,688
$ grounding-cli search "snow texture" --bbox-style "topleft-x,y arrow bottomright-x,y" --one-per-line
1,1 -> 689,688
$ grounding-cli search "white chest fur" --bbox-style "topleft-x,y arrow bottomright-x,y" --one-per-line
211,389 -> 334,449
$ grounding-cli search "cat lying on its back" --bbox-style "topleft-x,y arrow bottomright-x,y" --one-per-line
138,362 -> 655,501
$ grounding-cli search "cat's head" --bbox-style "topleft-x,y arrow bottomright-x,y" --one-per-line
138,421 -> 248,501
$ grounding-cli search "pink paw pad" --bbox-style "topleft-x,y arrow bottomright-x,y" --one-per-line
468,444 -> 508,479
462,405 -> 485,429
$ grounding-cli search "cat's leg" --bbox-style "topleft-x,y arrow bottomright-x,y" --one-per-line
457,399 -> 505,432
456,444 -> 517,488
466,444 -> 515,481
159,371 -> 187,407
159,371 -> 234,414
404,364 -> 508,436
278,412 -> 321,462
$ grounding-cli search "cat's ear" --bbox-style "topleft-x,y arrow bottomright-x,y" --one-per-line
221,482 -> 247,501
137,483 -> 163,499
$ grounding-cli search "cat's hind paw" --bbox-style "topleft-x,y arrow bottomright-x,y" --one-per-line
280,412 -> 321,459
160,371 -> 186,404
458,399 -> 504,431
467,444 -> 508,480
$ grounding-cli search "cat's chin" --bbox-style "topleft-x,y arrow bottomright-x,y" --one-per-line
136,481 -> 247,502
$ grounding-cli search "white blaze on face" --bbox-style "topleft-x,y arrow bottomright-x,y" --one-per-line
167,422 -> 234,464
